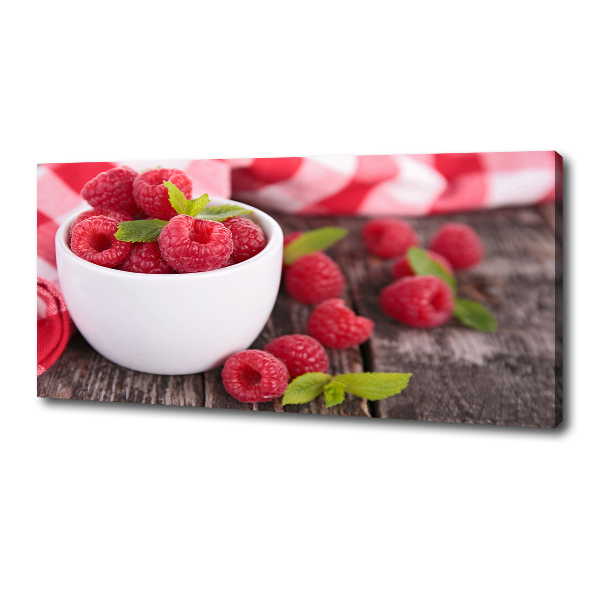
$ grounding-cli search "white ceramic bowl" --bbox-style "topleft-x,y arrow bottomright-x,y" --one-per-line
55,199 -> 283,375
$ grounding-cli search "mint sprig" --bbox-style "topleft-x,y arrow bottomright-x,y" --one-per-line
407,245 -> 497,333
453,298 -> 497,332
283,227 -> 348,266
323,381 -> 346,408
282,372 -> 332,405
115,219 -> 169,243
164,181 -> 210,217
407,246 -> 457,293
114,183 -> 255,244
163,181 -> 253,222
282,371 -> 411,407
164,180 -> 188,214
196,204 -> 253,222
332,372 -> 411,400
185,194 -> 211,217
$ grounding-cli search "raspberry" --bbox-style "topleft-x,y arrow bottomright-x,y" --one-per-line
222,217 -> 267,264
70,216 -> 132,268
285,253 -> 345,305
362,218 -> 419,259
392,250 -> 454,279
69,207 -> 133,238
264,334 -> 329,379
120,242 -> 175,274
379,275 -> 455,328
221,349 -> 289,403
307,299 -> 375,349
133,168 -> 193,220
429,223 -> 484,270
80,166 -> 139,216
158,215 -> 233,273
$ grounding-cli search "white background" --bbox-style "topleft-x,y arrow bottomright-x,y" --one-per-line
3,1 -> 599,599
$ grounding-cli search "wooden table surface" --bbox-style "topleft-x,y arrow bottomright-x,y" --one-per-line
38,204 -> 562,428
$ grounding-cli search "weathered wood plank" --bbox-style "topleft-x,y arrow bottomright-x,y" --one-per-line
38,332 -> 205,406
548,202 -> 563,426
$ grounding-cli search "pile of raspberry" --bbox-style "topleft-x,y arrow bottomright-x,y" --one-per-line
70,166 -> 267,273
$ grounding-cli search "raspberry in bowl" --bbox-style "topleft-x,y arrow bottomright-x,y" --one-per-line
55,198 -> 283,375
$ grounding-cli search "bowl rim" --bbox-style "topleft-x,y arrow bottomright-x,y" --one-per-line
55,197 -> 283,281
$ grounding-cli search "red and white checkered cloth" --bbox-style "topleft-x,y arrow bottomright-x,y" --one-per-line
37,152 -> 560,375
37,277 -> 76,376
228,151 -> 560,216
37,152 -> 560,285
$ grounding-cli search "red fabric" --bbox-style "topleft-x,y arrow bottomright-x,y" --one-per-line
47,162 -> 117,194
302,155 -> 400,215
37,277 -> 76,376
250,157 -> 304,183
228,151 -> 560,216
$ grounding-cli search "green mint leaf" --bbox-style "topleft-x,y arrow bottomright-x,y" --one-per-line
184,193 -> 211,217
324,381 -> 346,408
197,204 -> 253,222
282,372 -> 332,406
283,227 -> 348,266
332,372 -> 412,401
407,246 -> 457,293
453,298 -> 497,332
114,219 -> 168,243
163,181 -> 188,214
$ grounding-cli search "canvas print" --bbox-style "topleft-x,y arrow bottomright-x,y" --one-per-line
37,152 -> 563,427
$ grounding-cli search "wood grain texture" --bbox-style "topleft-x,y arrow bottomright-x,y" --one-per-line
38,205 -> 562,427
39,332 -> 205,406
336,207 -> 559,427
